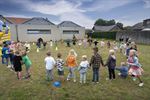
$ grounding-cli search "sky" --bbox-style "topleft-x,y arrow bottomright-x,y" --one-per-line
0,0 -> 150,28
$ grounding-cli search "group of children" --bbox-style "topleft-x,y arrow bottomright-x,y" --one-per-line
0,38 -> 144,87
0,41 -> 32,80
44,41 -> 144,86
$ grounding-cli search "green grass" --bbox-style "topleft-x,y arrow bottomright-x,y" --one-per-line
0,41 -> 150,100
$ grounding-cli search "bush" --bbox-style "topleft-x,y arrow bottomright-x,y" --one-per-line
88,32 -> 117,40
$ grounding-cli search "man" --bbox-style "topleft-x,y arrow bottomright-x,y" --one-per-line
90,47 -> 104,83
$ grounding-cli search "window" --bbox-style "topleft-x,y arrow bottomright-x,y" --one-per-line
27,29 -> 51,34
63,30 -> 79,34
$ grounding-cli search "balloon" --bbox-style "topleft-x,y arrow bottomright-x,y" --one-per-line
53,81 -> 61,87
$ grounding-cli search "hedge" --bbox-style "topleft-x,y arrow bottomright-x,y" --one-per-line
88,32 -> 117,40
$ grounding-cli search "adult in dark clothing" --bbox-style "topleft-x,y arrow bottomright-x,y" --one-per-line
90,47 -> 104,83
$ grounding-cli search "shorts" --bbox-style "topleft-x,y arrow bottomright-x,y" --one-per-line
58,70 -> 64,76
14,66 -> 22,72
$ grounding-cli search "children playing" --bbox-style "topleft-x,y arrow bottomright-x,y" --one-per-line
127,50 -> 144,87
66,49 -> 77,82
22,51 -> 32,79
78,55 -> 89,84
105,49 -> 116,80
90,47 -> 104,83
44,51 -> 56,81
56,53 -> 65,81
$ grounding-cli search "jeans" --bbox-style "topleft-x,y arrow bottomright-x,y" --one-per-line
80,73 -> 86,83
67,67 -> 76,80
108,68 -> 115,79
92,67 -> 99,82
46,69 -> 53,81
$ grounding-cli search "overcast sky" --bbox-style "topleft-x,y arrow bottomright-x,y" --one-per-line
0,0 -> 150,28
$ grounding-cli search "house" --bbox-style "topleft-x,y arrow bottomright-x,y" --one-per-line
58,21 -> 85,40
116,18 -> 150,44
0,15 -> 85,42
93,25 -> 121,32
132,19 -> 150,31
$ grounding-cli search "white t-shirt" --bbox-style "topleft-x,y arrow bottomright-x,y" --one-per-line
80,60 -> 89,68
44,56 -> 56,70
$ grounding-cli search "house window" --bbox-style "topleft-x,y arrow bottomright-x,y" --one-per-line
27,29 -> 51,34
63,30 -> 79,34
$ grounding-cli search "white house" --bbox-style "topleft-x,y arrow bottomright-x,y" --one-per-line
0,15 -> 85,42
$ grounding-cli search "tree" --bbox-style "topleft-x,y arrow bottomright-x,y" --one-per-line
94,18 -> 116,26
116,22 -> 123,29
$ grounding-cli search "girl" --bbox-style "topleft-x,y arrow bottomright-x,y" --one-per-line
22,51 -> 32,79
78,55 -> 89,84
13,51 -> 23,80
127,50 -> 144,87
105,49 -> 116,80
66,49 -> 77,82
56,53 -> 65,81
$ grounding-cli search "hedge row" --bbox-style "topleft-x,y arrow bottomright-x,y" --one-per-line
88,32 -> 117,40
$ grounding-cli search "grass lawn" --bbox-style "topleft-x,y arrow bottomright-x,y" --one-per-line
0,40 -> 150,100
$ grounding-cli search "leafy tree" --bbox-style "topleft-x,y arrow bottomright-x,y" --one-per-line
94,19 -> 116,26
116,22 -> 123,29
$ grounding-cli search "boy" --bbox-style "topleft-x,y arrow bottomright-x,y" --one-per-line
56,53 -> 65,81
44,51 -> 56,81
90,47 -> 104,83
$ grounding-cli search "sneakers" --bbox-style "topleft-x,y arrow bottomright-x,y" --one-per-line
139,82 -> 144,87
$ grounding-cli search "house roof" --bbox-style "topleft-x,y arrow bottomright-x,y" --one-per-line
23,17 -> 55,25
6,17 -> 31,24
132,22 -> 144,30
58,21 -> 82,27
93,25 -> 118,32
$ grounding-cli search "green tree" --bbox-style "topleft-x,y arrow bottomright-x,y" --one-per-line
116,22 -> 123,29
94,19 -> 116,26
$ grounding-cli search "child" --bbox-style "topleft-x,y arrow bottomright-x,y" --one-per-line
105,49 -> 116,80
2,44 -> 9,66
90,47 -> 104,83
100,40 -> 105,48
44,51 -> 56,81
66,49 -> 77,82
78,55 -> 89,84
116,62 -> 128,79
22,51 -> 32,79
56,53 -> 65,81
9,49 -> 14,70
93,39 -> 99,47
0,44 -> 2,63
13,51 -> 22,80
125,43 -> 130,58
24,42 -> 31,53
43,41 -> 47,49
50,40 -> 53,47
107,41 -> 111,49
127,50 -> 144,87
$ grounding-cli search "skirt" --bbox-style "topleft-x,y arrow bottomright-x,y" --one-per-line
128,66 -> 143,77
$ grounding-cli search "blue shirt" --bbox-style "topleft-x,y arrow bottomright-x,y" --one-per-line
2,47 -> 9,58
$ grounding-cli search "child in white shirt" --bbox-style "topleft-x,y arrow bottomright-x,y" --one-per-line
78,55 -> 89,83
44,51 -> 56,81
